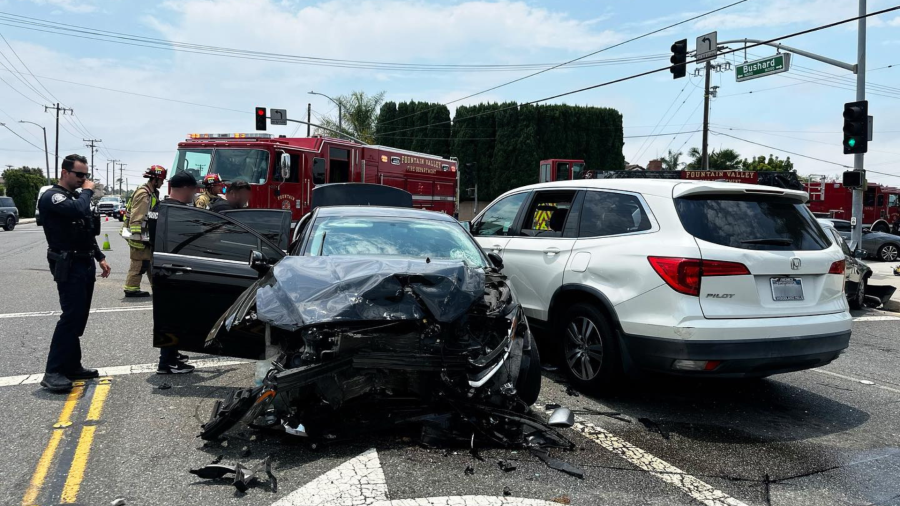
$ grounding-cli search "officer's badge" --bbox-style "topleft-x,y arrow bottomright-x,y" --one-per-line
51,193 -> 67,205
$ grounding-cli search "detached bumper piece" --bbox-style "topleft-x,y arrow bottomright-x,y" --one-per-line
189,455 -> 277,493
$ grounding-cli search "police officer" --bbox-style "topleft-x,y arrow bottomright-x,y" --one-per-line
148,170 -> 198,374
122,165 -> 166,297
39,154 -> 112,392
194,173 -> 224,209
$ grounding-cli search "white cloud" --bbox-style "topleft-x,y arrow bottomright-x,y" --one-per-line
19,0 -> 99,13
888,15 -> 900,26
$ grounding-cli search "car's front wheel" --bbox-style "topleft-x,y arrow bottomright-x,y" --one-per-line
3,216 -> 15,231
850,277 -> 867,310
559,303 -> 619,392
878,244 -> 899,262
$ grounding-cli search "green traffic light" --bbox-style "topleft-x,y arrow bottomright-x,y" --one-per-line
848,138 -> 857,148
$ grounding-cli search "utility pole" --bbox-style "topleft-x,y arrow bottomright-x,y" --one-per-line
44,103 -> 73,179
307,103 -> 311,136
701,60 -> 712,170
18,120 -> 50,185
117,162 -> 126,195
107,159 -> 119,195
83,138 -> 101,180
850,0 -> 867,251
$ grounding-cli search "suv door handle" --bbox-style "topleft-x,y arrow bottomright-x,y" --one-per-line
160,264 -> 192,273
543,247 -> 560,256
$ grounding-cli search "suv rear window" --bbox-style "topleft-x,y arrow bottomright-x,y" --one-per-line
675,195 -> 830,251
0,197 -> 14,207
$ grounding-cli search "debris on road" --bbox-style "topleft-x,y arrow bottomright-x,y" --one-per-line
157,382 -> 171,390
111,498 -> 126,506
497,459 -> 517,472
529,448 -> 584,479
464,465 -> 475,475
548,407 -> 574,428
565,386 -> 580,397
638,418 -> 670,440
503,486 -> 512,496
189,455 -> 277,493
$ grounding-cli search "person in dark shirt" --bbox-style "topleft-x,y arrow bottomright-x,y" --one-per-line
209,180 -> 252,213
38,154 -> 112,392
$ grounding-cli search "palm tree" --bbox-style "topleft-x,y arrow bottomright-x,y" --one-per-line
315,91 -> 386,144
685,147 -> 742,171
660,149 -> 683,170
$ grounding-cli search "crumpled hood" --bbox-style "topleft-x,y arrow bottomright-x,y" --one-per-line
252,256 -> 485,331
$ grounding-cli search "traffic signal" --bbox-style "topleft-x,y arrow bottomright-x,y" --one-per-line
255,107 -> 267,131
842,170 -> 864,188
842,100 -> 867,154
670,39 -> 687,79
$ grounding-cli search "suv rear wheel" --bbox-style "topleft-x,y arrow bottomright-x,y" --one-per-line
3,216 -> 15,231
559,303 -> 619,391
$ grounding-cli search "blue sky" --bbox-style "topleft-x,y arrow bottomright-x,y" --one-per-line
0,0 -> 898,187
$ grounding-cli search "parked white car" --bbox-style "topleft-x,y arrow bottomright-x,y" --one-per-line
469,179 -> 851,389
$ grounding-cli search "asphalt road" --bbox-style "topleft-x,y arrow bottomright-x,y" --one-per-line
1,220 -> 899,506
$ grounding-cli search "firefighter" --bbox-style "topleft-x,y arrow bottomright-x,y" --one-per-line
194,173 -> 224,209
38,154 -> 112,392
122,165 -> 166,297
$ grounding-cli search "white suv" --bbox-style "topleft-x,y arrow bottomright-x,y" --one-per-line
469,179 -> 851,389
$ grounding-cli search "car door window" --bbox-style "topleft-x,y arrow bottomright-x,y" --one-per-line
580,191 -> 652,237
220,209 -> 291,250
519,190 -> 577,238
830,229 -> 852,256
473,192 -> 528,237
163,206 -> 281,262
833,221 -> 852,232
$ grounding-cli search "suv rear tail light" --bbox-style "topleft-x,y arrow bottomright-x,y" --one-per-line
828,260 -> 845,275
648,257 -> 750,297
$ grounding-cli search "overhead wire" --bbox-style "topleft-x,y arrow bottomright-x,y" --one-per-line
377,6 -> 900,138
710,130 -> 852,168
629,80 -> 689,163
376,0 -> 749,128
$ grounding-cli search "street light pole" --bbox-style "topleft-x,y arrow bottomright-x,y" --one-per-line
18,120 -> 51,185
308,91 -> 342,133
850,0 -> 867,251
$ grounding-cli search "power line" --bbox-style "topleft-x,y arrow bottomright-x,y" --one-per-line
378,6 -> 900,138
712,124 -> 900,157
0,121 -> 45,151
629,80 -> 689,162
663,97 -> 705,155
377,0 -> 749,128
710,130 -> 852,168
720,60 -> 900,98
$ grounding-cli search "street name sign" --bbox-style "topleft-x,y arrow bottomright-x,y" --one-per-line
735,53 -> 791,82
696,31 -> 717,63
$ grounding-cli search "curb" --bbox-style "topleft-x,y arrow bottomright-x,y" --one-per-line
17,218 -> 36,225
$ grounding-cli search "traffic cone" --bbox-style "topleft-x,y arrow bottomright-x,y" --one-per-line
102,233 -> 111,251
105,216 -> 109,222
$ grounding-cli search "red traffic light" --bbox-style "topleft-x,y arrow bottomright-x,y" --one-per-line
257,108 -> 265,116
255,107 -> 267,131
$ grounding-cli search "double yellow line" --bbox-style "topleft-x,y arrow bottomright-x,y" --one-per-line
22,378 -> 111,506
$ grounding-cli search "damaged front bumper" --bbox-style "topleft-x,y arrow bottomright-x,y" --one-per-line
200,257 -> 540,442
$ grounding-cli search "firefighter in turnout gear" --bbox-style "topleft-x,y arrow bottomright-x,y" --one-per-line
122,165 -> 166,297
194,173 -> 224,209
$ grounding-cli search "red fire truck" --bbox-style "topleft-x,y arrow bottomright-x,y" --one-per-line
804,176 -> 900,232
172,133 -> 458,221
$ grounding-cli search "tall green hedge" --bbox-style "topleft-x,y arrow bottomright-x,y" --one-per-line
376,101 -> 623,201
1,167 -> 47,218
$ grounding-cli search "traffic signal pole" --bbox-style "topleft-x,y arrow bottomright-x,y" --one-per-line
850,0 -> 866,251
701,60 -> 712,171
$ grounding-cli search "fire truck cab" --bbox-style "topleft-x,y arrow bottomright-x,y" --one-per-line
805,176 -> 900,233
172,133 -> 457,221
538,159 -> 587,182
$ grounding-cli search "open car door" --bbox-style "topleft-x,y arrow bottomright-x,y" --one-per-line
152,205 -> 289,359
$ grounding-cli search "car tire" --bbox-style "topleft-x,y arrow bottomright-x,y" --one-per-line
850,277 -> 867,310
515,330 -> 541,406
3,216 -> 15,231
559,303 -> 620,392
878,244 -> 899,262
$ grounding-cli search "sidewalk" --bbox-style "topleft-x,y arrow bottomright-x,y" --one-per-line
867,260 -> 900,312
17,218 -> 35,225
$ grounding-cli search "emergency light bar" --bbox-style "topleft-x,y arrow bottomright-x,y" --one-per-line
187,133 -> 274,139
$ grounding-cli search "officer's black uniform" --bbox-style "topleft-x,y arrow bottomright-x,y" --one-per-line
39,185 -> 104,381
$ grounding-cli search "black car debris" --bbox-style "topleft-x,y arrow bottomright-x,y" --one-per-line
151,185 -> 553,449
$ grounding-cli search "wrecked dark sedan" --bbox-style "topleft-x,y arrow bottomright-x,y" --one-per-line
151,186 -> 542,442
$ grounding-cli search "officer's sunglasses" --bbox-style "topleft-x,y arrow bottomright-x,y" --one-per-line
69,171 -> 88,178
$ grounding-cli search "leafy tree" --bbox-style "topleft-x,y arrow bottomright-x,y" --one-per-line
685,147 -> 742,171
1,167 -> 46,218
741,154 -> 794,172
316,90 -> 386,144
660,149 -> 683,170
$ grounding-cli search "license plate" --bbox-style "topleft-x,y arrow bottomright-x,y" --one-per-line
771,277 -> 804,301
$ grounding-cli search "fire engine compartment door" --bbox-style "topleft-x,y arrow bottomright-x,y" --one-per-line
328,147 -> 351,183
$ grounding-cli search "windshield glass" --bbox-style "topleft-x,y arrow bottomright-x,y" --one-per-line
172,148 -> 270,184
100,197 -> 119,202
305,216 -> 487,268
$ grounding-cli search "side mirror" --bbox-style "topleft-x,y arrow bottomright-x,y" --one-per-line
460,221 -> 471,233
249,250 -> 270,276
312,157 -> 326,185
280,153 -> 291,181
487,252 -> 503,270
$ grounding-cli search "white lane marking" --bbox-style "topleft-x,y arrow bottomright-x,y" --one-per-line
811,368 -> 900,394
568,416 -> 748,506
0,305 -> 152,319
0,357 -> 249,387
853,315 -> 900,322
271,448 -> 562,506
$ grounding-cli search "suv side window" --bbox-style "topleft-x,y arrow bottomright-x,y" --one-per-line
579,191 -> 652,237
519,190 -> 577,237
164,206 -> 274,262
0,197 -> 13,207
473,192 -> 528,237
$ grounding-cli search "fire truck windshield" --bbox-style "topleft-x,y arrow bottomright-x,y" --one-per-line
172,148 -> 270,184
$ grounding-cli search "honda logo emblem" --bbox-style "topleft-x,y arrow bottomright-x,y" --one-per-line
790,258 -> 801,270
